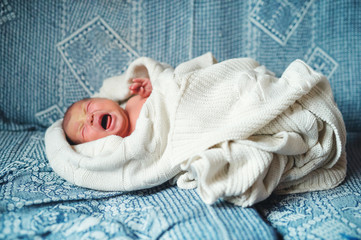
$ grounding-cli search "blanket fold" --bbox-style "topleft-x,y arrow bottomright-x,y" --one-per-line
45,53 -> 346,207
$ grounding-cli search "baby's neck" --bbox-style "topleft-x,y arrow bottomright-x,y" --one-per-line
125,95 -> 148,134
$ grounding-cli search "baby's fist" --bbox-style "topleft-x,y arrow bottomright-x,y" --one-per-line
129,78 -> 152,98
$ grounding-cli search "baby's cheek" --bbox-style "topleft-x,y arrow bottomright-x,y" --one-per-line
89,129 -> 113,142
84,128 -> 96,142
89,131 -> 101,142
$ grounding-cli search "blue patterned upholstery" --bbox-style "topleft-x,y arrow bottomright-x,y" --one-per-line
0,130 -> 277,239
257,133 -> 361,239
1,0 -> 360,238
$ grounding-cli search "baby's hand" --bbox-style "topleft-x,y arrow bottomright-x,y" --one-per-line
129,78 -> 153,98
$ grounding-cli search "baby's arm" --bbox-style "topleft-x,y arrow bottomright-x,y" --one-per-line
129,78 -> 153,98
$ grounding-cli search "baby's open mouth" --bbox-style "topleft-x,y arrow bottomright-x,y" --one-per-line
101,114 -> 112,130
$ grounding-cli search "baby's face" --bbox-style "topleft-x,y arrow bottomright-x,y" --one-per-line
63,98 -> 129,144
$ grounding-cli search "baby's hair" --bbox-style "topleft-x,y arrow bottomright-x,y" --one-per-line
62,97 -> 90,145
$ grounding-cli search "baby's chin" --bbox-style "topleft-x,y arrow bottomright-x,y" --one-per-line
114,112 -> 130,137
115,125 -> 130,138
105,120 -> 128,138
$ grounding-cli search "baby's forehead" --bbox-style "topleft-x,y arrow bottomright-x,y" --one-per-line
71,97 -> 92,110
67,100 -> 84,115
63,99 -> 86,126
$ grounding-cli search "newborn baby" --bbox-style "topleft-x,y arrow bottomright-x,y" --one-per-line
46,53 -> 346,207
62,78 -> 152,144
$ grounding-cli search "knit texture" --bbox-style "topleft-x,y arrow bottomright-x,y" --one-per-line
45,53 -> 346,207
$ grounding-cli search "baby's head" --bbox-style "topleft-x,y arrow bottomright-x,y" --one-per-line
62,98 -> 130,144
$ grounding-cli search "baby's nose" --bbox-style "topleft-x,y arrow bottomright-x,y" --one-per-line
86,113 -> 94,125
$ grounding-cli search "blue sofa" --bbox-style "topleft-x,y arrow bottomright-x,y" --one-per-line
1,1 -> 360,239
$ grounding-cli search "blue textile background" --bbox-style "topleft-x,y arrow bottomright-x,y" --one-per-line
1,0 -> 360,131
1,0 -> 361,239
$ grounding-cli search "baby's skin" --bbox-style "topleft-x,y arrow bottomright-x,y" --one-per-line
63,78 -> 152,144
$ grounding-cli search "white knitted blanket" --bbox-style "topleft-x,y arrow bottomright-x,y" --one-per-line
45,53 -> 346,207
